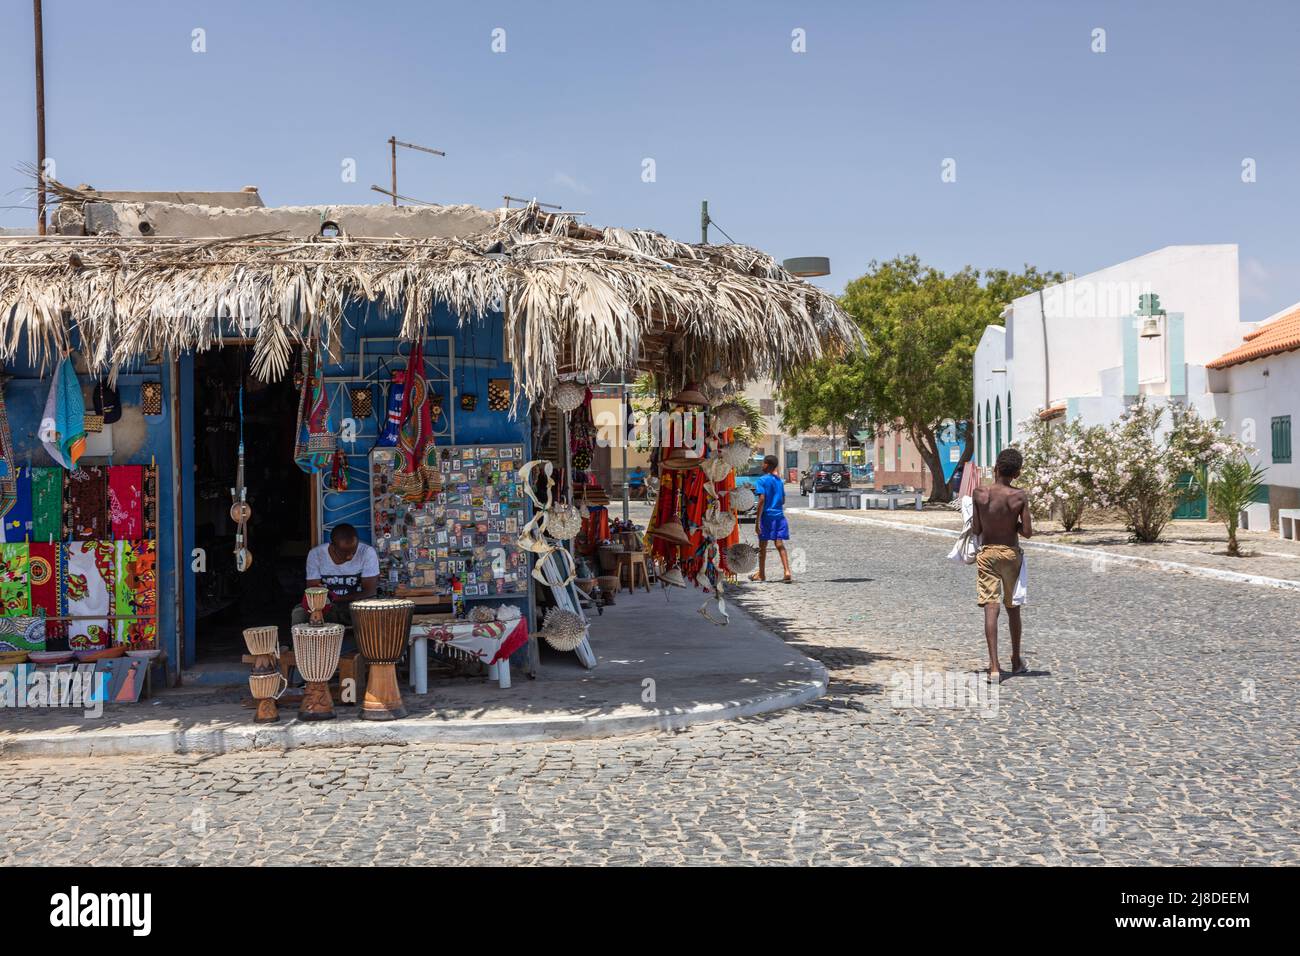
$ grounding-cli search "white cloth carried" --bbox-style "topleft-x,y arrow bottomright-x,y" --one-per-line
1012,553 -> 1028,606
946,495 -> 980,565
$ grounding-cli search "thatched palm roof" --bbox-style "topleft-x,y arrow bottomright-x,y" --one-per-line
0,201 -> 859,404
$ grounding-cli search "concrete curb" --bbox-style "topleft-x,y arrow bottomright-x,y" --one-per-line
0,662 -> 828,759
790,507 -> 1300,593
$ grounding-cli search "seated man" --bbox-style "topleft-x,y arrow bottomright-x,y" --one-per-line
291,523 -> 379,629
627,465 -> 646,500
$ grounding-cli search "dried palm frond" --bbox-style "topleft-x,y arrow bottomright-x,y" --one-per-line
0,195 -> 862,404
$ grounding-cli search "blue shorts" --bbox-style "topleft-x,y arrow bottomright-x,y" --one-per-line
758,514 -> 789,541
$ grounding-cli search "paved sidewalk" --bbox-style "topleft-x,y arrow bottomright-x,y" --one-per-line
0,591 -> 825,758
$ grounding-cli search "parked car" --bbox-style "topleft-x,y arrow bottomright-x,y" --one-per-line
799,462 -> 852,495
732,457 -> 767,521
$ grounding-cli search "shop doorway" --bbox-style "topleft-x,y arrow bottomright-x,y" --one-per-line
191,347 -> 312,663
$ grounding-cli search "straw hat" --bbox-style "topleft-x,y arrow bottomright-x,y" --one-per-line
727,542 -> 759,574
658,446 -> 703,472
659,566 -> 688,588
671,382 -> 709,406
648,517 -> 692,546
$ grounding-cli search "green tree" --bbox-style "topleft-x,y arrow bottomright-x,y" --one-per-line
781,256 -> 1063,502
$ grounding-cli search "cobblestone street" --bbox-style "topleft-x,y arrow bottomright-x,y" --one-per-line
2,510 -> 1295,866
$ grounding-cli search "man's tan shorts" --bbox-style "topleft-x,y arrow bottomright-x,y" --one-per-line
976,545 -> 1022,608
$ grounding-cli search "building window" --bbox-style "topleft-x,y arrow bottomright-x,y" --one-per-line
985,401 -> 992,466
759,398 -> 775,416
976,405 -> 982,466
995,397 -> 1003,455
1273,415 -> 1293,464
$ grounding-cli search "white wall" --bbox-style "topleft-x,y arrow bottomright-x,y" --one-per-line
981,244 -> 1244,448
1217,352 -> 1300,492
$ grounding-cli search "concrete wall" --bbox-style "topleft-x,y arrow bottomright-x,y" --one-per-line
1214,350 -> 1300,525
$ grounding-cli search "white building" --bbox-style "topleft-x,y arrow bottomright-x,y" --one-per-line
973,244 -> 1247,470
1207,303 -> 1300,526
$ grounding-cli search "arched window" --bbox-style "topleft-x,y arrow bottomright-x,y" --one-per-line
985,401 -> 992,466
976,404 -> 982,466
995,397 -> 1003,455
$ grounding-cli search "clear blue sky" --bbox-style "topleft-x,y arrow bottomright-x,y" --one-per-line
3,0 -> 1298,317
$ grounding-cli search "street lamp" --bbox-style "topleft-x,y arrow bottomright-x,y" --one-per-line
782,256 -> 831,278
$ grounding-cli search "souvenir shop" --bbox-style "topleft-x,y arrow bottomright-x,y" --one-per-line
0,203 -> 855,717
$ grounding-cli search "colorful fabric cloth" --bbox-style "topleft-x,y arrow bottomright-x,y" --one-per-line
0,542 -> 31,615
412,617 -> 528,665
293,346 -> 335,473
65,540 -> 114,649
31,466 -> 62,542
108,465 -> 145,539
113,539 -> 157,647
64,465 -> 107,540
28,541 -> 66,646
397,337 -> 433,475
376,369 -> 407,447
1,466 -> 32,543
38,357 -> 86,469
142,464 -> 159,539
0,615 -> 45,653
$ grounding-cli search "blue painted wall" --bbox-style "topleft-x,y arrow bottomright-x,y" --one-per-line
2,348 -> 183,672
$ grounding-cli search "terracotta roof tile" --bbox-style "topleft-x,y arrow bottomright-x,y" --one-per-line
1207,308 -> 1300,369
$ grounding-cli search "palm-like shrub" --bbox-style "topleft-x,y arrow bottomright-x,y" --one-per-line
1207,457 -> 1268,557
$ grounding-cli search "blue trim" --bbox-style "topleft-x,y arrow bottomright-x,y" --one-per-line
179,353 -> 197,668
1122,315 -> 1139,397
1167,313 -> 1186,397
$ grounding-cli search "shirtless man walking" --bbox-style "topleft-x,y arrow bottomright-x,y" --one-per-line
971,448 -> 1033,683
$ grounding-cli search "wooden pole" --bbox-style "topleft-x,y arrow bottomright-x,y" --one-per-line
33,0 -> 46,235
389,136 -> 397,206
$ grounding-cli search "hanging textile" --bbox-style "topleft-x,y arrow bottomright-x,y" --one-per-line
397,336 -> 433,474
142,464 -> 159,539
376,363 -> 407,448
38,356 -> 86,470
31,466 -> 62,542
28,541 -> 65,642
113,539 -> 157,647
293,345 -> 335,473
64,465 -> 108,539
107,465 -> 145,539
65,540 -> 114,649
1,466 -> 32,543
0,542 -> 31,615
0,615 -> 44,653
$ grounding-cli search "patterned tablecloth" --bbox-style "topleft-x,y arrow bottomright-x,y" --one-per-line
409,617 -> 528,665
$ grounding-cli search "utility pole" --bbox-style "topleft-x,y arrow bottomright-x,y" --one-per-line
700,200 -> 709,244
33,0 -> 46,234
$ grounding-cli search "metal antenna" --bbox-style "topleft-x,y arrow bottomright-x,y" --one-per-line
386,137 -> 445,206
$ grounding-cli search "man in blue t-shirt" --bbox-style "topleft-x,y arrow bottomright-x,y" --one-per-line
751,454 -> 792,583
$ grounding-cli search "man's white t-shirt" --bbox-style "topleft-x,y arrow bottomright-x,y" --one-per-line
306,542 -> 380,596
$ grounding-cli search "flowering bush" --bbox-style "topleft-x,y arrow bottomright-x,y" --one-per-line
1090,399 -> 1244,543
1014,416 -> 1101,531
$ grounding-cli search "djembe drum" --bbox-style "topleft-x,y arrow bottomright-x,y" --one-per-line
352,598 -> 413,720
291,623 -> 344,720
248,670 -> 287,723
242,626 -> 283,722
304,586 -> 330,624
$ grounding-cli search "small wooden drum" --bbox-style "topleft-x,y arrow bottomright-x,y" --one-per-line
242,625 -> 280,658
304,587 -> 330,625
291,623 -> 344,721
352,598 -> 413,721
248,670 -> 287,723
